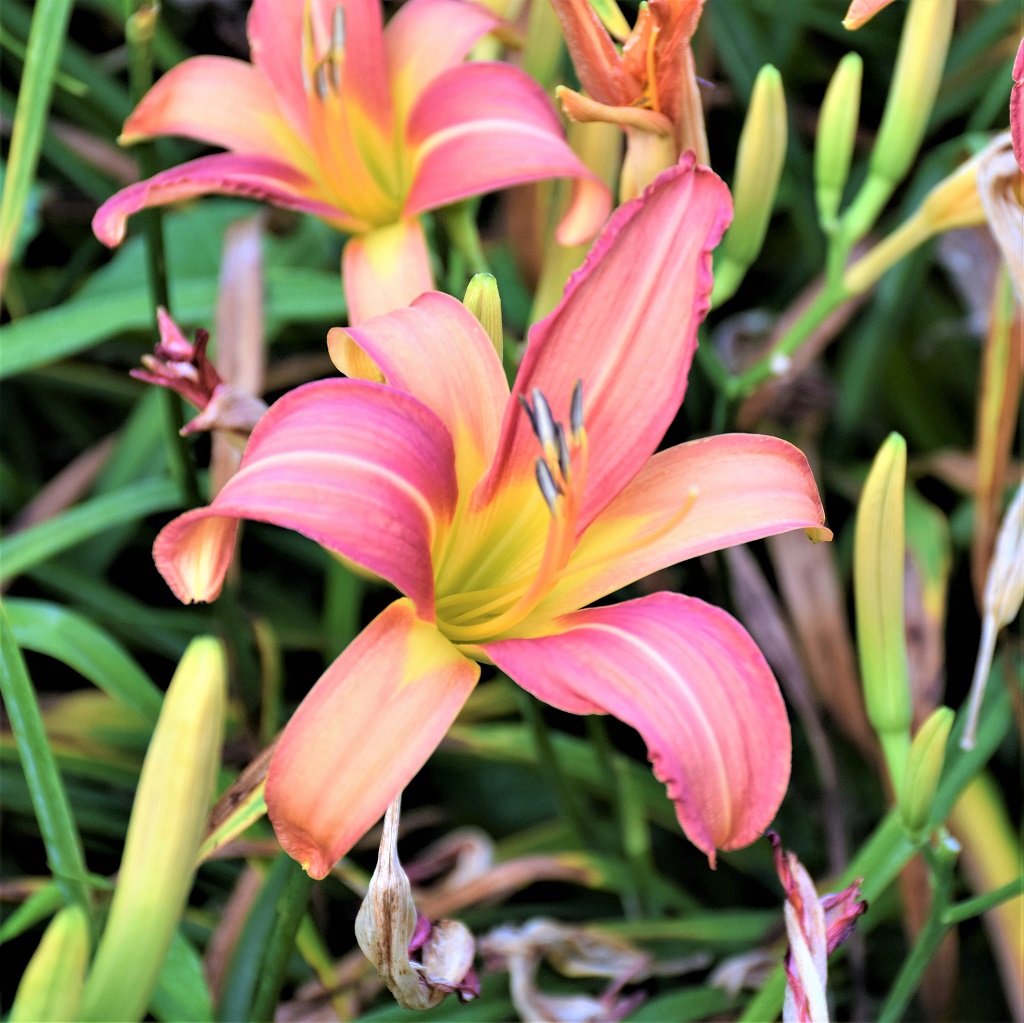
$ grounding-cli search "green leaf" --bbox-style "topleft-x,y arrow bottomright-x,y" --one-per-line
0,477 -> 181,584
6,598 -> 163,723
0,0 -> 75,280
150,930 -> 214,1023
626,986 -> 734,1022
0,605 -> 91,916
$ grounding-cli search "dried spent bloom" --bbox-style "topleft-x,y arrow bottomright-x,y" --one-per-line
1012,39 -> 1024,172
769,833 -> 867,1023
133,308 -> 268,439
355,795 -> 479,1009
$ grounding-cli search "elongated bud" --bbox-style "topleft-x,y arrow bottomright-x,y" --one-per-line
79,637 -> 226,1023
841,0 -> 955,242
963,481 -> 1024,750
815,54 -> 862,230
854,433 -> 912,792
844,149 -> 987,295
10,905 -> 90,1023
899,706 -> 954,837
463,273 -> 503,361
713,65 -> 787,306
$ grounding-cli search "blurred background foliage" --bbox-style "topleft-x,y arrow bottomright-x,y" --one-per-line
1,0 -> 1021,1020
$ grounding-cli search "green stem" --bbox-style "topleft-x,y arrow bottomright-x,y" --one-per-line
877,835 -> 960,1023
124,0 -> 201,509
249,862 -> 315,1023
943,875 -> 1024,926
516,689 -> 589,847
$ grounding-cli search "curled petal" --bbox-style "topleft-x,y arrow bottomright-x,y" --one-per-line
92,153 -> 355,247
557,86 -> 674,135
405,63 -> 611,245
842,0 -> 898,29
328,292 -> 508,488
550,0 -> 633,105
153,380 -> 457,616
484,593 -> 791,861
340,219 -> 435,332
476,156 -> 731,527
532,434 -> 831,623
267,601 -> 479,878
119,56 -> 304,161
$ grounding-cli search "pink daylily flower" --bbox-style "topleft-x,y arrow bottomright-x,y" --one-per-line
92,0 -> 611,325
152,156 -> 831,879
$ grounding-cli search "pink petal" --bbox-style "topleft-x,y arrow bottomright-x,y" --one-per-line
484,593 -> 791,861
475,156 -> 731,529
267,599 -> 479,878
327,292 -> 508,488
341,219 -> 435,328
247,0 -> 313,135
92,152 -> 357,247
550,0 -> 633,105
532,433 -> 831,622
119,56 -> 306,160
152,379 -> 456,617
1012,39 -> 1024,173
404,62 -> 611,245
386,0 -> 501,126
842,0 -> 898,29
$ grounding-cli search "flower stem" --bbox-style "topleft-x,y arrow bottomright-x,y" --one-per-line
516,689 -> 590,848
124,0 -> 201,508
943,875 -> 1024,926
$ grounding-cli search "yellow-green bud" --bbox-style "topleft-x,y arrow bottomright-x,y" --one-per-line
463,272 -> 503,361
713,65 -> 787,306
815,53 -> 862,230
841,0 -> 955,243
854,433 -> 912,792
900,706 -> 954,837
9,905 -> 90,1023
79,637 -> 226,1023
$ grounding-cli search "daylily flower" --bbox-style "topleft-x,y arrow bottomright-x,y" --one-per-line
153,156 -> 831,879
92,0 -> 611,325
552,0 -> 709,200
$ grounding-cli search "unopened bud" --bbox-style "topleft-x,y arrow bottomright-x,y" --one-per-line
854,433 -> 912,792
463,273 -> 503,361
9,905 -> 90,1023
962,482 -> 1024,750
79,637 -> 226,1023
844,149 -> 987,295
900,706 -> 954,836
713,65 -> 787,306
815,53 -> 862,229
841,0 -> 955,243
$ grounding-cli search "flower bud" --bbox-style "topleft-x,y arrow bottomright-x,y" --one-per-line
463,273 -> 503,361
844,148 -> 987,295
9,905 -> 90,1023
841,0 -> 955,242
713,65 -> 787,306
854,433 -> 912,791
963,481 -> 1024,750
815,53 -> 862,230
900,706 -> 954,837
78,637 -> 226,1023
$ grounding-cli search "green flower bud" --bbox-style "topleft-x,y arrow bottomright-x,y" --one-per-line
713,65 -> 787,306
900,706 -> 954,837
815,53 -> 862,230
79,637 -> 226,1023
10,905 -> 90,1023
463,272 -> 503,361
854,433 -> 912,792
